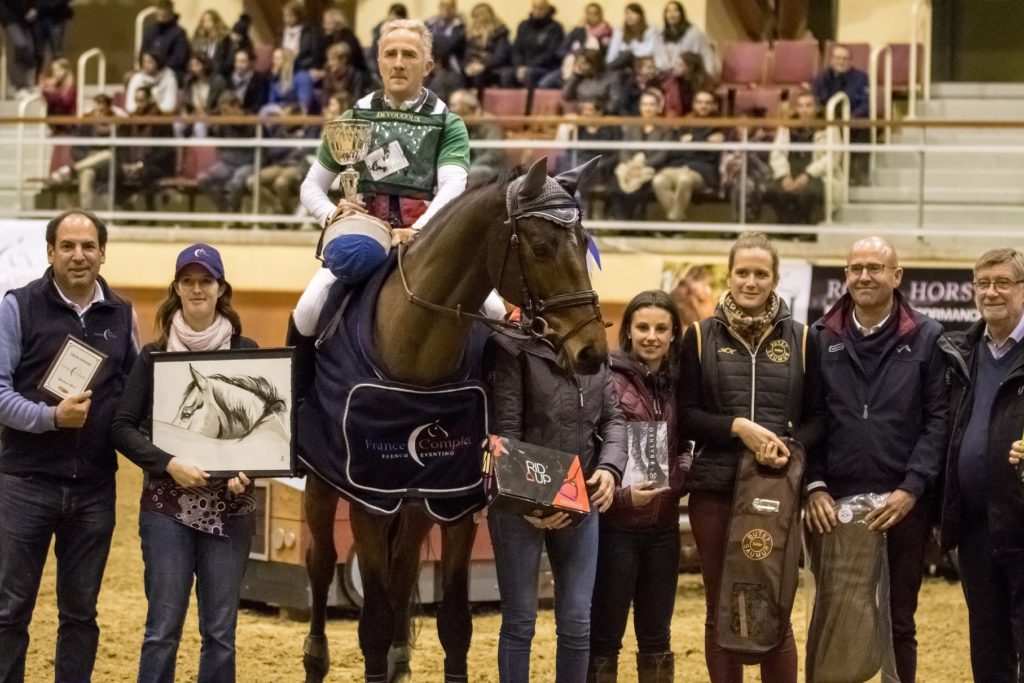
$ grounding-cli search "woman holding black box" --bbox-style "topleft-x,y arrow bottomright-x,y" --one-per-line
111,243 -> 256,683
678,232 -> 823,682
485,330 -> 626,683
588,290 -> 688,682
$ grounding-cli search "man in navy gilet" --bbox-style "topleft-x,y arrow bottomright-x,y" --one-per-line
940,248 -> 1024,682
804,236 -> 949,683
0,210 -> 137,681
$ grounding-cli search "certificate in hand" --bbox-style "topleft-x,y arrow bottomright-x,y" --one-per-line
39,335 -> 107,401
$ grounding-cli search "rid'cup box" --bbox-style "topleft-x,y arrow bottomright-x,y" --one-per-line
482,435 -> 591,523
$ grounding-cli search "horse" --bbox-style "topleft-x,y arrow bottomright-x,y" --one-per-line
173,364 -> 287,440
301,156 -> 609,683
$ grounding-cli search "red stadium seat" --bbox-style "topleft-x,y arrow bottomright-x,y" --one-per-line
529,89 -> 563,116
732,87 -> 784,118
770,40 -> 820,86
884,43 -> 924,92
481,88 -> 529,117
720,42 -> 769,89
158,145 -> 219,210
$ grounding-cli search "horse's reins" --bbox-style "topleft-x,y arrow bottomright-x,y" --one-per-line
395,194 -> 606,352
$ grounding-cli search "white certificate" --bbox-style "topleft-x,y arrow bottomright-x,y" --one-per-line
40,335 -> 106,401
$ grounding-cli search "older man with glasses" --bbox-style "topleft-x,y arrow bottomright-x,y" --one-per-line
939,248 -> 1024,683
804,235 -> 949,683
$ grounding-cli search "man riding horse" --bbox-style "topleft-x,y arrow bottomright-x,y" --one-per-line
294,18 -> 489,683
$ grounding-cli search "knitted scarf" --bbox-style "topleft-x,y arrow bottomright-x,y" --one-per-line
720,290 -> 780,349
166,310 -> 233,352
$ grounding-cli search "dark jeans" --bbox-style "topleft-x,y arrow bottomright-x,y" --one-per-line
765,176 -> 824,224
4,23 -> 37,91
957,512 -> 1024,683
590,526 -> 679,657
883,498 -> 929,683
0,472 -> 116,683
488,507 -> 599,683
689,490 -> 798,683
137,510 -> 254,683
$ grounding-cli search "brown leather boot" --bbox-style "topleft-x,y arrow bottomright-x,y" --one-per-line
586,655 -> 618,682
637,651 -> 674,683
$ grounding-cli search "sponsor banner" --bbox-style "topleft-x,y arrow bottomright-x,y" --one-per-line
0,220 -> 48,295
807,266 -> 979,331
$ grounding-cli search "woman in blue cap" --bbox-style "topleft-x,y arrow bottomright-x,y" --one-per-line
112,243 -> 257,683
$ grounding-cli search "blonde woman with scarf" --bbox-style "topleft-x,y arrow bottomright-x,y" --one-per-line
677,231 -> 824,683
112,243 -> 256,683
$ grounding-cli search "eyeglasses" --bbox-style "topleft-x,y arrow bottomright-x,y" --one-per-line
973,278 -> 1024,293
845,263 -> 895,277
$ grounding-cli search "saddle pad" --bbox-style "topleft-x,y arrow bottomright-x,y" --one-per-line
343,380 -> 487,496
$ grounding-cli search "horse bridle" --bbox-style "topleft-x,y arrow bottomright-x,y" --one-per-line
396,187 -> 607,352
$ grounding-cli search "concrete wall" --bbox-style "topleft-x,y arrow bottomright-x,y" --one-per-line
837,0 -> 917,45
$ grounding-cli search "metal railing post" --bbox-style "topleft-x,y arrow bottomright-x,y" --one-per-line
0,32 -> 8,100
107,121 -> 117,212
77,49 -> 107,116
251,122 -> 263,225
15,95 -> 44,212
909,0 -> 933,118
738,125 -> 748,224
868,45 -> 892,179
825,92 -> 851,223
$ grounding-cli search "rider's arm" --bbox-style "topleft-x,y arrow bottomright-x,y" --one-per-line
300,160 -> 339,228
411,164 -> 468,230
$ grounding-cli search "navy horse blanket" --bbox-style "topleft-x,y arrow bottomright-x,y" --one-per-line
297,255 -> 488,521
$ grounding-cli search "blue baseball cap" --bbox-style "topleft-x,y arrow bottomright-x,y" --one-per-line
175,243 -> 225,280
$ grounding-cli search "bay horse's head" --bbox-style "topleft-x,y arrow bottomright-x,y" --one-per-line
492,156 -> 609,375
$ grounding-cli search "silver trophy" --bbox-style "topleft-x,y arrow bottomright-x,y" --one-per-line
322,119 -> 372,203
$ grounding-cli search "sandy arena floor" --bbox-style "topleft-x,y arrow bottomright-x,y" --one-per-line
21,462 -> 972,682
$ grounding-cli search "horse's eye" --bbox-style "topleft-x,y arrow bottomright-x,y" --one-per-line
530,241 -> 554,259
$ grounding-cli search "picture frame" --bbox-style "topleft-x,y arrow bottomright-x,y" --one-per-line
150,348 -> 295,477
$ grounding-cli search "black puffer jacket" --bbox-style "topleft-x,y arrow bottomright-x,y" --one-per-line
485,334 -> 626,483
678,300 -> 824,494
939,322 -> 1024,553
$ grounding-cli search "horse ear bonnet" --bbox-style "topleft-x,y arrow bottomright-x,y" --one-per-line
506,156 -> 581,228
554,155 -> 602,196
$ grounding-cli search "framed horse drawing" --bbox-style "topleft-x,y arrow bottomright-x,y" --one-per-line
151,348 -> 296,477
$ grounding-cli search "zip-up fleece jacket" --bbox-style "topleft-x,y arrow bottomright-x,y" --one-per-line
678,300 -> 824,494
604,351 -> 685,531
938,322 -> 1024,553
485,334 -> 626,484
806,290 -> 948,500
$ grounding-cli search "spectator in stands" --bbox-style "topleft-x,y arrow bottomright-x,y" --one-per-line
319,7 -> 368,76
671,264 -> 716,331
369,4 -> 408,73
259,102 -> 314,218
507,0 -> 564,88
619,55 -> 662,115
766,91 -> 842,227
653,1 -> 717,79
606,4 -> 657,71
117,85 -> 175,210
607,88 -> 674,221
551,3 -> 613,90
651,89 -> 724,221
568,98 -> 620,217
721,107 -> 773,222
50,94 -> 126,210
448,88 -> 504,182
217,14 -> 253,78
209,49 -> 269,115
0,1 -> 39,97
126,51 -> 179,114
321,43 -> 373,106
660,51 -> 714,116
322,92 -> 350,121
191,10 -> 231,71
813,44 -> 869,184
425,44 -> 466,104
36,0 -> 74,65
426,0 -> 467,74
463,3 -> 511,92
198,90 -> 256,215
41,58 -> 76,129
180,53 -> 218,137
281,0 -> 323,73
268,47 -> 315,113
562,50 -> 622,115
141,0 -> 190,84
